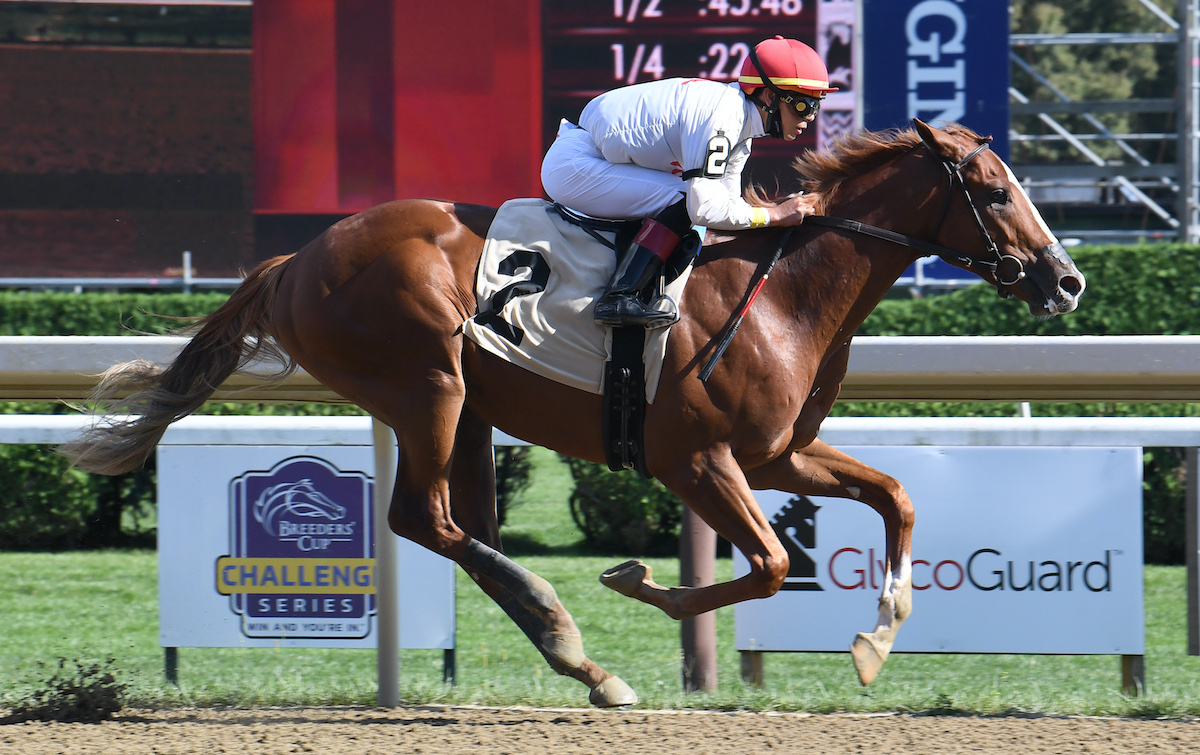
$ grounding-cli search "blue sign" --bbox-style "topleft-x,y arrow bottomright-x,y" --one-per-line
220,456 -> 376,640
862,0 -> 1010,160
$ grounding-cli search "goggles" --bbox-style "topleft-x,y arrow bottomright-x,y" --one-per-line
780,92 -> 821,118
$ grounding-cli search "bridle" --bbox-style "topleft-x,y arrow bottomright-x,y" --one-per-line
804,136 -> 1028,288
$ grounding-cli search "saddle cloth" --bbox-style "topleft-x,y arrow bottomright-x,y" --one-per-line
461,198 -> 692,404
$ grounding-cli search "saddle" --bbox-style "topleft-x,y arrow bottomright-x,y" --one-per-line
554,204 -> 700,477
460,198 -> 700,478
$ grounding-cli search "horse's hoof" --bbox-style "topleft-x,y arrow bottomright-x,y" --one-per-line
600,560 -> 649,598
589,675 -> 638,708
850,632 -> 889,686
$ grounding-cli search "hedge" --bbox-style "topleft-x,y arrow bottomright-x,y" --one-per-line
3,243 -> 1200,556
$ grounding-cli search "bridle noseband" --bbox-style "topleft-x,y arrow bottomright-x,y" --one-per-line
805,137 -> 1027,288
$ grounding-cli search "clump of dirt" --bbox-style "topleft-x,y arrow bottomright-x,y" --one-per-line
1,658 -> 125,724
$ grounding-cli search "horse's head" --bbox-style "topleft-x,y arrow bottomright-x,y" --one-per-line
913,118 -> 1086,318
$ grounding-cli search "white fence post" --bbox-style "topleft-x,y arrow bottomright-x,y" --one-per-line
372,418 -> 400,706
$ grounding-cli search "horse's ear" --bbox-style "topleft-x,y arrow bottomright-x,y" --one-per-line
912,118 -> 944,156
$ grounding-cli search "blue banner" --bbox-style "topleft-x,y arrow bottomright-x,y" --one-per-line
862,0 -> 1009,160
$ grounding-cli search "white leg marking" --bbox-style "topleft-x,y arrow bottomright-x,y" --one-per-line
873,554 -> 912,633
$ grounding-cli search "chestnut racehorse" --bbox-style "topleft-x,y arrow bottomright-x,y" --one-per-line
63,119 -> 1085,706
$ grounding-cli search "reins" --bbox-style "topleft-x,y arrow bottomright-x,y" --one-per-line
698,226 -> 794,383
806,139 -> 1026,286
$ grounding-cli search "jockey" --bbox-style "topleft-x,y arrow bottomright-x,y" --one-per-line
541,36 -> 837,329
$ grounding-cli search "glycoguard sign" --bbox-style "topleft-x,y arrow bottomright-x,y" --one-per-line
736,447 -> 1144,655
862,0 -> 1010,159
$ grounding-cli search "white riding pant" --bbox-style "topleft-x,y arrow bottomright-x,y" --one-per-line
541,121 -> 685,220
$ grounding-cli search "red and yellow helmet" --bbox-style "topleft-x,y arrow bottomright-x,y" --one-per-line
738,36 -> 838,97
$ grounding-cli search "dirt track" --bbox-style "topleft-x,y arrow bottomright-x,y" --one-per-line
2,706 -> 1199,754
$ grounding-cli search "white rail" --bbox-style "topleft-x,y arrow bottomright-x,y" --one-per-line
5,413 -> 1200,448
5,334 -> 1200,402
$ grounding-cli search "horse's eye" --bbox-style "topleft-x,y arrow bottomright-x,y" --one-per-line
991,188 -> 1010,205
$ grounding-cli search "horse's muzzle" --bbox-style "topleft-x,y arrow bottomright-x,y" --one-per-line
1043,242 -> 1086,313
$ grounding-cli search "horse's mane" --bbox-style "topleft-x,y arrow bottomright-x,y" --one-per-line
747,123 -> 984,214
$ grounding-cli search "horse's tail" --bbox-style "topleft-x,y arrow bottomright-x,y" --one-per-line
60,254 -> 297,476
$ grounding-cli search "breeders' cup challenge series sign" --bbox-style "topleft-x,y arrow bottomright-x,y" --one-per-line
217,457 -> 375,640
158,442 -> 454,650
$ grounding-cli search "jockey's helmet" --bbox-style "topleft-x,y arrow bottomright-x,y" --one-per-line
738,36 -> 839,97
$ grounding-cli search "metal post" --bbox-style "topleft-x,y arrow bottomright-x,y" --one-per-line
372,418 -> 401,706
182,251 -> 194,295
164,647 -> 178,686
1121,654 -> 1146,696
739,650 -> 764,687
1178,0 -> 1200,243
1187,447 -> 1199,655
679,506 -> 717,693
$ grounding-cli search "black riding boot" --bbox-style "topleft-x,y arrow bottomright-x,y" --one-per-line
593,243 -> 678,329
594,202 -> 692,329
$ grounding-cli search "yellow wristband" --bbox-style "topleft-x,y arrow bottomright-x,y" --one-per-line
749,207 -> 770,229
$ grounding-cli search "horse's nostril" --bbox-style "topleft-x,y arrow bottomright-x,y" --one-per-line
1060,275 -> 1083,297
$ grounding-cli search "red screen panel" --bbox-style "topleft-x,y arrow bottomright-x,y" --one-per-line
254,0 -> 543,215
253,0 -> 338,213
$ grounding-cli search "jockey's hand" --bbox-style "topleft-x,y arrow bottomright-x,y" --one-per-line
766,192 -> 819,226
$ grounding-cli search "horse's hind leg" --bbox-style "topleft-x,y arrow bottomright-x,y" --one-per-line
403,404 -> 636,707
601,448 -> 791,619
744,440 -> 915,686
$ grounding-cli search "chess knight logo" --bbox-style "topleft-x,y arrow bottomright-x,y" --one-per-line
769,496 -> 824,591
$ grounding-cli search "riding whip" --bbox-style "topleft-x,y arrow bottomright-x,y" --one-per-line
698,226 -> 794,383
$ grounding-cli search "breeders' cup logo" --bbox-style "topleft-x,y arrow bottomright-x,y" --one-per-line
770,496 -> 824,592
216,457 -> 375,640
254,479 -> 350,549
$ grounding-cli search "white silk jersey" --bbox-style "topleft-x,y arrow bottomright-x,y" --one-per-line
577,78 -> 767,230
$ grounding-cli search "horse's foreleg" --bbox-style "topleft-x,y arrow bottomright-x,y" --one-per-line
745,440 -> 914,686
446,410 -> 635,707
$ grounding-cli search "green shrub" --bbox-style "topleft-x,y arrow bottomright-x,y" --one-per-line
564,456 -> 681,556
1143,447 -> 1187,565
860,244 -> 1200,337
495,446 -> 532,526
0,446 -> 100,550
